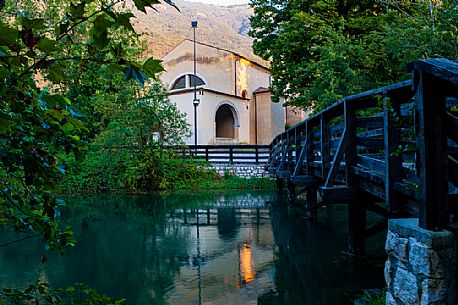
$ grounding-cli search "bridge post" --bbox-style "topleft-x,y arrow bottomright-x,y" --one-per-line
287,179 -> 296,203
412,63 -> 448,230
294,128 -> 301,171
383,94 -> 402,212
348,202 -> 367,254
255,146 -> 259,164
321,113 -> 330,179
276,178 -> 284,194
306,185 -> 318,220
305,122 -> 318,219
345,100 -> 367,255
306,121 -> 314,177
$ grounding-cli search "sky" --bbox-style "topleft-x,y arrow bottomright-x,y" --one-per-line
185,0 -> 249,5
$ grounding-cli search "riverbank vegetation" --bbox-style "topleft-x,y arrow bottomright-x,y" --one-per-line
61,147 -> 274,193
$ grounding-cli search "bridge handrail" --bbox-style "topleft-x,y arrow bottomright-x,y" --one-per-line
178,144 -> 271,165
273,80 -> 413,140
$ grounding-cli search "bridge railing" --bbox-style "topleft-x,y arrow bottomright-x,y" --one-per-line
176,145 -> 271,165
269,58 -> 458,231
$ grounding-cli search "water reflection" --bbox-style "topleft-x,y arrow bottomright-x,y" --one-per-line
240,243 -> 255,285
163,193 -> 275,305
263,201 -> 386,305
0,191 -> 384,305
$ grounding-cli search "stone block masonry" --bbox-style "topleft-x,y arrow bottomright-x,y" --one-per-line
207,164 -> 274,179
385,218 -> 456,305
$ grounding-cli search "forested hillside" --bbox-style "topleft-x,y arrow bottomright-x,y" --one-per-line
129,0 -> 262,62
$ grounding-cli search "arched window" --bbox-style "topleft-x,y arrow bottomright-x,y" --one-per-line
171,75 -> 186,90
170,74 -> 206,90
190,75 -> 205,87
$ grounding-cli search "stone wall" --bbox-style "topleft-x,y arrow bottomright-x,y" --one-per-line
209,164 -> 273,179
385,218 -> 456,305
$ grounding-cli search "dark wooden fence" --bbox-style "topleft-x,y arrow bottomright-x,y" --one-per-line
268,58 -> 458,253
176,145 -> 271,165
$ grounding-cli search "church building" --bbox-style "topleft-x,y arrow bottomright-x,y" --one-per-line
160,39 -> 305,145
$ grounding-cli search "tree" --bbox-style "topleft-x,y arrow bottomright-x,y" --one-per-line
59,58 -> 191,193
0,0 -> 176,303
249,0 -> 457,112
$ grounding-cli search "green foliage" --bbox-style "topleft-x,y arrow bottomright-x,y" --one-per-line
200,175 -> 275,190
1,278 -> 125,304
250,0 -> 458,112
60,76 -> 192,193
0,0 -> 177,303
61,147 -> 274,193
356,291 -> 386,305
131,150 -> 217,191
0,0 -> 174,252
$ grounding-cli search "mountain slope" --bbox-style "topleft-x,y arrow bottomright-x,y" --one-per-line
128,0 -> 265,64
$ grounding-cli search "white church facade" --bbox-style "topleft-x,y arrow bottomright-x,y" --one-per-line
160,39 -> 305,145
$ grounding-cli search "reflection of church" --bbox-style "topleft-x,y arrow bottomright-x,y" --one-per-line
165,195 -> 275,304
161,40 -> 306,145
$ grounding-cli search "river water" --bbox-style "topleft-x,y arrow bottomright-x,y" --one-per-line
0,191 -> 386,305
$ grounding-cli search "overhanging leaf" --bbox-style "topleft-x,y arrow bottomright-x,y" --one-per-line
69,2 -> 86,18
38,38 -> 59,53
91,15 -> 113,49
0,67 -> 10,78
133,0 -> 160,13
47,63 -> 65,83
163,0 -> 180,12
115,12 -> 136,33
107,63 -> 123,73
46,109 -> 65,122
22,18 -> 46,30
142,57 -> 164,78
0,118 -> 14,134
41,94 -> 69,108
61,122 -> 74,134
124,65 -> 148,87
0,23 -> 18,45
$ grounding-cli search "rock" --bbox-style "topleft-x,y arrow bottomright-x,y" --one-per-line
393,267 -> 419,305
409,238 -> 443,278
386,230 -> 409,263
385,259 -> 393,290
420,279 -> 449,305
386,291 -> 397,305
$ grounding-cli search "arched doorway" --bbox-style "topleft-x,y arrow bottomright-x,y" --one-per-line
215,104 -> 238,139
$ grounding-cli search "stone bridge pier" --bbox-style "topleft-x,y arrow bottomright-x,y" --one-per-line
385,219 -> 457,305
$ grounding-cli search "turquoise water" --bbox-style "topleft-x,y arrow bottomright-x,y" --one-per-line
0,191 -> 385,305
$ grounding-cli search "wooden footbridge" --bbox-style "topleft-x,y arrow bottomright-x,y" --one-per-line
268,59 -> 458,255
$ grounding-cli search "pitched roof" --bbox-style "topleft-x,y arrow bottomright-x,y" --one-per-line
253,87 -> 270,94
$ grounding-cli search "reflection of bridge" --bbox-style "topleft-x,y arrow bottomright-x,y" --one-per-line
268,59 -> 458,255
169,207 -> 271,227
169,194 -> 274,226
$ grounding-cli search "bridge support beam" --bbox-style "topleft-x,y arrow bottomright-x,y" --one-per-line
306,186 -> 318,220
385,218 -> 456,305
348,201 -> 367,255
286,179 -> 296,203
276,178 -> 284,194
